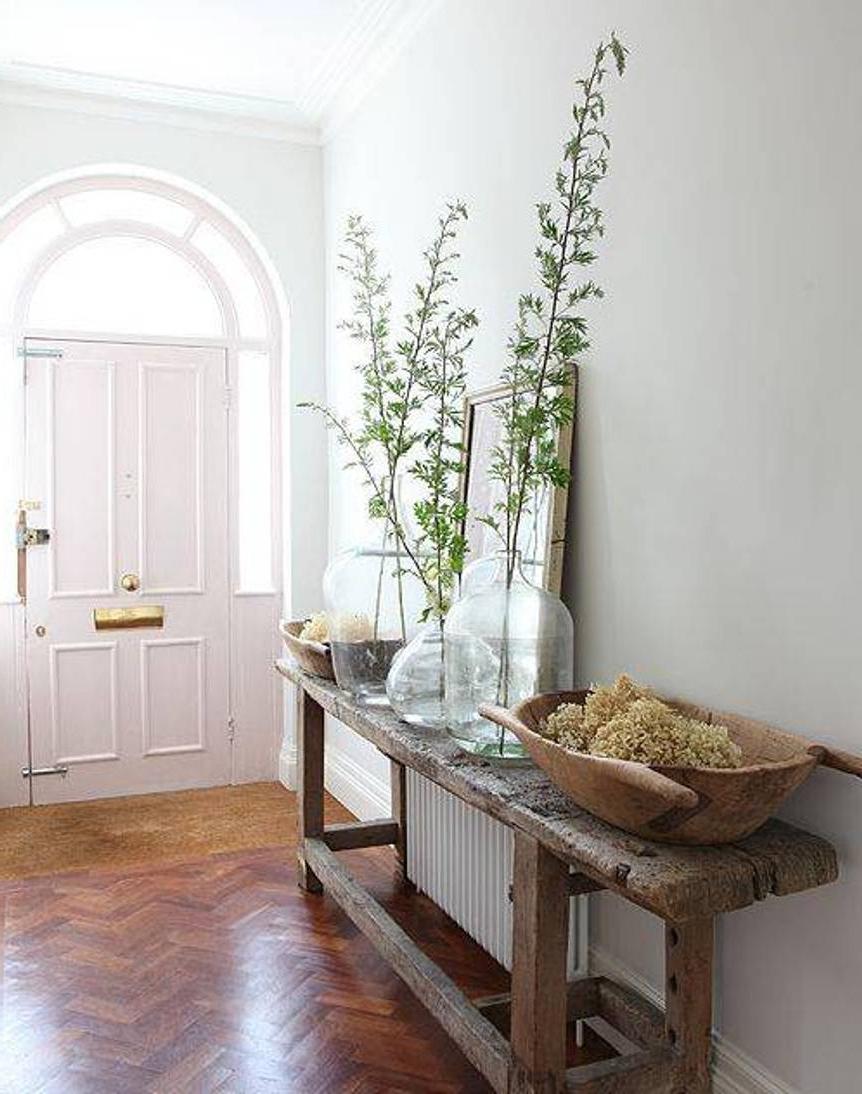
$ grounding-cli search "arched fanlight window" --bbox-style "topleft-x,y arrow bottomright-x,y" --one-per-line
0,169 -> 285,601
27,235 -> 224,336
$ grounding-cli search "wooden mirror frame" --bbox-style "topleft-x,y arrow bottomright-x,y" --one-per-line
459,371 -> 576,595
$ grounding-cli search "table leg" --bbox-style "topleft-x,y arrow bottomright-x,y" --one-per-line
296,687 -> 324,893
510,831 -> 570,1093
390,759 -> 410,885
665,917 -> 714,1093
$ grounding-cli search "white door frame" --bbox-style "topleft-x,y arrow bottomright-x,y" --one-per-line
0,168 -> 289,806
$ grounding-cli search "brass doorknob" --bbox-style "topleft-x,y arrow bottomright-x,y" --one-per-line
119,573 -> 140,592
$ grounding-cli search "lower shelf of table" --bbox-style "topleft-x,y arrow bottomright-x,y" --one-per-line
301,827 -> 691,1094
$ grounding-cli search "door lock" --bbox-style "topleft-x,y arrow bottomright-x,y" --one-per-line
22,764 -> 69,779
34,625 -> 46,637
17,527 -> 51,547
119,573 -> 141,592
15,505 -> 49,602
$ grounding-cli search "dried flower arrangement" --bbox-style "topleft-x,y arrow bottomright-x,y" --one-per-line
540,674 -> 743,770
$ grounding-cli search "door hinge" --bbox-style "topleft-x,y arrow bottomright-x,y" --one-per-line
227,716 -> 236,741
223,385 -> 233,409
22,764 -> 69,779
17,346 -> 63,359
19,345 -> 62,384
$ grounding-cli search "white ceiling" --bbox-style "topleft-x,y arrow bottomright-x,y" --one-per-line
0,0 -> 435,141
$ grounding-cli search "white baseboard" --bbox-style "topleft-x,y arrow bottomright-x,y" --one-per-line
324,745 -> 390,820
279,738 -> 388,821
278,746 -> 297,790
589,946 -> 799,1094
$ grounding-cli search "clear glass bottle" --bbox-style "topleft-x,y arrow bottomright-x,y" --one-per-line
323,527 -> 424,706
459,552 -> 545,598
386,616 -> 447,728
444,550 -> 574,758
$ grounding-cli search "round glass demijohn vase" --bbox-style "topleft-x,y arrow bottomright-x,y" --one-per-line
386,615 -> 447,728
322,526 -> 424,706
443,550 -> 574,758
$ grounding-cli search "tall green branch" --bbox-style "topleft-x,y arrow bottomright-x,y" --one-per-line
410,260 -> 477,616
481,32 -> 627,586
303,204 -> 477,623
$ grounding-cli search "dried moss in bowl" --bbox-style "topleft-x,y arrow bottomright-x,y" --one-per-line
299,612 -> 330,643
540,675 -> 743,770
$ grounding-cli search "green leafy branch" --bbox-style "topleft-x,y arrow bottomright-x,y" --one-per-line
410,271 -> 477,618
481,33 -> 627,586
302,204 -> 477,621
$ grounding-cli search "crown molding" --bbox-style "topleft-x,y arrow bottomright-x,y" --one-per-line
318,0 -> 443,144
0,62 -> 321,145
0,0 -> 442,147
299,0 -> 397,119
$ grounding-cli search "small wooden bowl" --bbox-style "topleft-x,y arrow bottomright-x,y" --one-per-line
279,620 -> 335,681
480,690 -> 862,845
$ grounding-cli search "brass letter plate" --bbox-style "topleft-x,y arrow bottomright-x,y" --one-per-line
93,605 -> 164,630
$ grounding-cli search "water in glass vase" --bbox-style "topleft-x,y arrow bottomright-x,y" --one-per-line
443,551 -> 573,758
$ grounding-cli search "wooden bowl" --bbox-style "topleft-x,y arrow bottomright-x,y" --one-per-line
480,689 -> 862,845
279,620 -> 335,681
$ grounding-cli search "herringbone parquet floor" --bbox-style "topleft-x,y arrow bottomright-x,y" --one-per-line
0,791 -> 611,1092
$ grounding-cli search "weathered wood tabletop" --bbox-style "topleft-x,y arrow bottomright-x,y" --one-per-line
275,660 -> 838,923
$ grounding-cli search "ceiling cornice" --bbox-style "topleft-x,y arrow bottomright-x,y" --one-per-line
0,0 -> 442,147
0,62 -> 321,145
299,0 -> 395,119
317,0 -> 443,143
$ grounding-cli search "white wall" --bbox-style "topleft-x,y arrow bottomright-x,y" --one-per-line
323,2 -> 862,1091
0,100 -> 328,799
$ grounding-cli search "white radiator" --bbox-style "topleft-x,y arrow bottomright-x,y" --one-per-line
406,769 -> 586,974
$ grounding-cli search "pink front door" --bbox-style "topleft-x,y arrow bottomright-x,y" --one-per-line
23,338 -> 232,803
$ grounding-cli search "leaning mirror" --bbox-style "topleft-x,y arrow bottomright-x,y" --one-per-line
459,374 -> 576,594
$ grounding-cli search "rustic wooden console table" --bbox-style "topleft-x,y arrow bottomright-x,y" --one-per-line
275,660 -> 838,1094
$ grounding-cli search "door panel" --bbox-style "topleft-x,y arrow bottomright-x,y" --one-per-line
139,361 -> 203,592
24,337 -> 231,803
51,641 -> 119,763
140,637 -> 205,756
50,356 -> 115,596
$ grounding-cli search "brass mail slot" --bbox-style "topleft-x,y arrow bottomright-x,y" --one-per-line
93,606 -> 164,630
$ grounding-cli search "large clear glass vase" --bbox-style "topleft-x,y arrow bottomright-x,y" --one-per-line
459,553 -> 544,598
444,551 -> 574,758
322,528 -> 423,706
386,617 -> 446,728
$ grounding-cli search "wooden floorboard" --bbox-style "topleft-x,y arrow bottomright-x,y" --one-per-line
0,790 -> 614,1092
